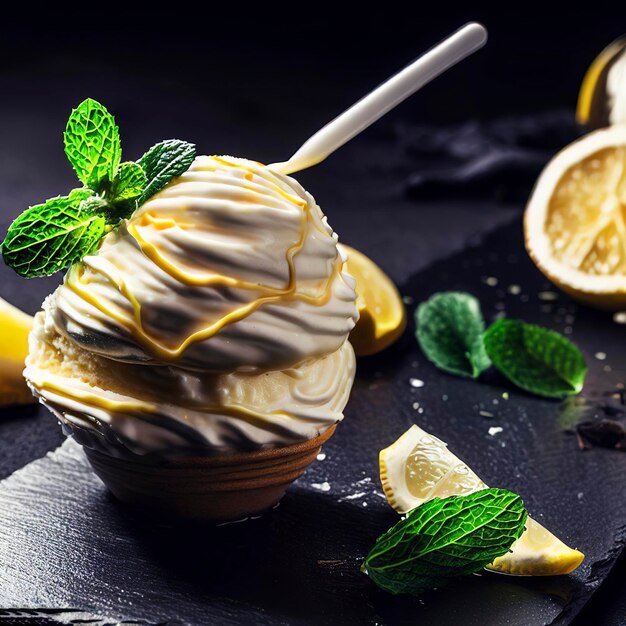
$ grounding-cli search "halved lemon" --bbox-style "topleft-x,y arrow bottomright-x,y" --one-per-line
341,245 -> 406,356
380,425 -> 584,576
577,36 -> 626,129
525,126 -> 626,310
0,297 -> 35,406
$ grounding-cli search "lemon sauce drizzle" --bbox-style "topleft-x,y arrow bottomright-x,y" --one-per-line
66,158 -> 343,362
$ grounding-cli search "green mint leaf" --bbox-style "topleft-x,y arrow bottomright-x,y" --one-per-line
110,162 -> 146,202
64,99 -> 121,190
137,139 -> 196,203
483,319 -> 587,398
2,189 -> 106,278
363,488 -> 527,596
416,292 -> 491,378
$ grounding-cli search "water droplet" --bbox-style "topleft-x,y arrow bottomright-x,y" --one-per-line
410,378 -> 425,388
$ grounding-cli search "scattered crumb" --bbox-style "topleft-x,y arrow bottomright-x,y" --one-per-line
538,291 -> 558,301
341,491 -> 367,501
311,482 -> 331,492
613,312 -> 626,324
507,284 -> 521,295
480,410 -> 495,418
410,378 -> 425,388
564,326 -> 573,335
577,492 -> 584,500
488,426 -> 503,436
442,394 -> 448,401
484,276 -> 498,287
502,392 -> 509,400
316,452 -> 326,461
402,295 -> 414,305
604,365 -> 612,372
520,294 -> 529,303
595,352 -> 607,361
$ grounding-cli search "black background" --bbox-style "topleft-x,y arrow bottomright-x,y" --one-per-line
0,3 -> 625,624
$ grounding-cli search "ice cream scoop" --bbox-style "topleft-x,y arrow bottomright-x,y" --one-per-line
26,156 -> 358,457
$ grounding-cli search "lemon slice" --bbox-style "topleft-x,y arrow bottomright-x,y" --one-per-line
341,245 -> 406,356
380,425 -> 584,576
577,37 -> 626,129
0,297 -> 35,406
525,126 -> 626,310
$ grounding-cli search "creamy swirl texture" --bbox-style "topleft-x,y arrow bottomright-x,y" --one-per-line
53,155 -> 357,372
25,156 -> 358,455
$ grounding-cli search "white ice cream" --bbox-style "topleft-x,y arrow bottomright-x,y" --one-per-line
25,156 -> 358,456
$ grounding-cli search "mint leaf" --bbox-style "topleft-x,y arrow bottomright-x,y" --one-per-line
363,488 -> 527,595
110,162 -> 146,202
483,319 -> 587,398
416,292 -> 491,378
2,189 -> 106,277
64,99 -> 121,190
137,139 -> 196,202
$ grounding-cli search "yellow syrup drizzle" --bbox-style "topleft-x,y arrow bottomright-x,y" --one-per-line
66,158 -> 343,362
36,374 -> 306,438
33,375 -> 157,413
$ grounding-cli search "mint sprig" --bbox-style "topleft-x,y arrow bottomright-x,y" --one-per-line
484,319 -> 587,399
363,488 -> 527,595
64,99 -> 121,191
2,189 -> 106,278
416,292 -> 491,378
138,139 -> 197,203
2,99 -> 196,278
413,291 -> 587,398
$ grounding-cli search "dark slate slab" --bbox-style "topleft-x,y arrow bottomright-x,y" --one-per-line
0,219 -> 624,625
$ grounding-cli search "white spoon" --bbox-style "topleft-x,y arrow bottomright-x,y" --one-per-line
269,22 -> 487,176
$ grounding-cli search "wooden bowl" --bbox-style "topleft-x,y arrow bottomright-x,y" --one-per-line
84,425 -> 336,523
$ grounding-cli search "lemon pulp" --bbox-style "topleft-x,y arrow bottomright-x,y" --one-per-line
341,245 -> 406,357
546,146 -> 626,276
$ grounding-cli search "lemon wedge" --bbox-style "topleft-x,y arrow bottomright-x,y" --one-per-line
0,297 -> 35,406
379,425 -> 584,576
577,36 -> 626,129
341,245 -> 406,356
525,126 -> 626,310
